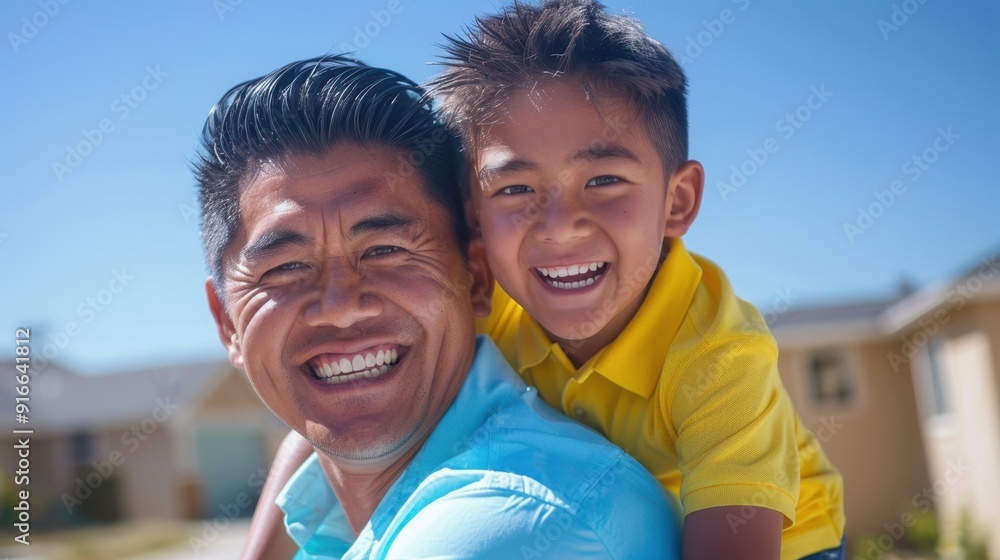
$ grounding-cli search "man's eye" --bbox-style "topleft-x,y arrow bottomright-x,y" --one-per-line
586,176 -> 621,187
271,262 -> 306,273
499,185 -> 533,195
366,246 -> 400,257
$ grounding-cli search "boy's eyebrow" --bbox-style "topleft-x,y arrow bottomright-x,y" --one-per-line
477,157 -> 538,181
241,229 -> 312,263
570,143 -> 642,164
478,143 -> 643,180
347,213 -> 416,239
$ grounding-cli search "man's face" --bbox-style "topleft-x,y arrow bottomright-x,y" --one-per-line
208,143 -> 489,462
470,81 -> 672,352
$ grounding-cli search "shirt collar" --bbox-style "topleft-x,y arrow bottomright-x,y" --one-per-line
592,238 -> 702,398
276,336 -> 522,552
516,308 -> 564,374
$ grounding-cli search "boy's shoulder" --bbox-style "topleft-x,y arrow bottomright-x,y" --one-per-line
683,248 -> 776,345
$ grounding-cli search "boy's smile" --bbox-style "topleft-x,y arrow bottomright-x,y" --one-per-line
471,81 -> 698,364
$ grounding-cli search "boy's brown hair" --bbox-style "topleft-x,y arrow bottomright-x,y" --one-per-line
428,0 -> 689,174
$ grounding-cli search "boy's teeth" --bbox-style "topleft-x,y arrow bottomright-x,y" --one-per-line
537,262 -> 606,280
312,347 -> 400,380
545,275 -> 600,290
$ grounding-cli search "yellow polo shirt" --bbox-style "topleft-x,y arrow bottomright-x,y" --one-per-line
477,238 -> 845,559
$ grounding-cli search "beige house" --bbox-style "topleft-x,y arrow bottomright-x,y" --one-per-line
770,252 -> 1000,558
0,360 -> 287,527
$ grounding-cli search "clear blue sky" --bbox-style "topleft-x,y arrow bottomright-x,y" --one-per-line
3,0 -> 997,374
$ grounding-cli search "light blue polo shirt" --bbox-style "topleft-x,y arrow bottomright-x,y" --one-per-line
277,336 -> 681,559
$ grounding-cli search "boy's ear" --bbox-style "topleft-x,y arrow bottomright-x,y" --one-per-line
466,238 -> 494,318
205,277 -> 245,369
664,160 -> 704,237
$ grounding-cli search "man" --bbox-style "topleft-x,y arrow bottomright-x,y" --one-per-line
196,56 -> 680,558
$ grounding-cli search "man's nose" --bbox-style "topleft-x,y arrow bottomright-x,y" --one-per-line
303,264 -> 383,329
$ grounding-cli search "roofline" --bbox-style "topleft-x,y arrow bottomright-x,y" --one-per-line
772,274 -> 1000,348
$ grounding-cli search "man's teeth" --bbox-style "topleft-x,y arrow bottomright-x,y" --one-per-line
537,262 -> 606,279
312,348 -> 399,384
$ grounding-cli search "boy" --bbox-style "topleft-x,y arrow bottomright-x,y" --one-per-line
425,1 -> 844,558
246,2 -> 845,558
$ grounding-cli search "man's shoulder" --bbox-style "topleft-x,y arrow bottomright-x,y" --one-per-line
443,376 -> 680,519
392,448 -> 680,558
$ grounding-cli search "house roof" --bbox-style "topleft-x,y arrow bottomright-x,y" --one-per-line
770,248 -> 1000,348
0,360 -> 233,434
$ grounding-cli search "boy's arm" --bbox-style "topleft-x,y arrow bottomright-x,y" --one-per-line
683,506 -> 782,560
669,337 -> 800,558
240,429 -> 313,560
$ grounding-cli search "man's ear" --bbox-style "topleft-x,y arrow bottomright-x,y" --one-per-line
466,237 -> 494,318
664,160 -> 704,237
206,277 -> 245,369
464,197 -> 482,238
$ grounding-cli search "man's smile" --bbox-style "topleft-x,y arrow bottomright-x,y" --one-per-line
304,343 -> 404,384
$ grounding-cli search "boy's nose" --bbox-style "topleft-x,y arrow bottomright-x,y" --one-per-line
303,263 -> 383,329
534,193 -> 596,244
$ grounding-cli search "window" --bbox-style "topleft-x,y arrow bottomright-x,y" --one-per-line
69,433 -> 93,465
807,351 -> 855,407
921,339 -> 951,417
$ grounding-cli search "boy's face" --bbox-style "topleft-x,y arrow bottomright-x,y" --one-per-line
470,81 -> 681,356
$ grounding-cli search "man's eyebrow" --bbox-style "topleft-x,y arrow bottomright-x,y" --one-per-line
241,230 -> 311,262
347,213 -> 416,239
477,158 -> 539,181
569,143 -> 642,164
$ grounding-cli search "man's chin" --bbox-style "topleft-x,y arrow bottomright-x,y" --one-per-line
305,419 -> 424,464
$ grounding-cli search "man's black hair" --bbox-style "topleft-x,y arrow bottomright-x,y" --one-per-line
195,55 -> 466,296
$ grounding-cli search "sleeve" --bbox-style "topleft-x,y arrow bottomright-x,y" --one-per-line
383,489 -> 615,559
667,336 -> 800,526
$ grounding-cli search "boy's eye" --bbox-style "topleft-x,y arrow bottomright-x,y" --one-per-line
365,245 -> 400,258
586,175 -> 621,187
498,185 -> 533,195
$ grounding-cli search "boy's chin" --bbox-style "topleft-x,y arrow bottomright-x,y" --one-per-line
536,313 -> 610,345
